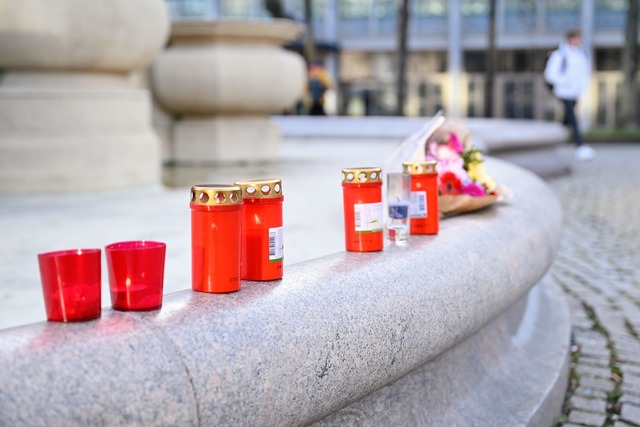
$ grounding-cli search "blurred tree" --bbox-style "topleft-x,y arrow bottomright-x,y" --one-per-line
304,0 -> 317,65
396,0 -> 410,116
484,0 -> 497,118
621,0 -> 639,128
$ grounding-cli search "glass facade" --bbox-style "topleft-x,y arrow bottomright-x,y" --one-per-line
165,0 -> 637,126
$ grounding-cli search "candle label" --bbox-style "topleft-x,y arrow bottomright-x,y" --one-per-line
354,202 -> 383,233
269,226 -> 284,262
388,200 -> 410,219
410,191 -> 427,218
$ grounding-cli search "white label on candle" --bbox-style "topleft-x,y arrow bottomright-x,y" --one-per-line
269,226 -> 284,262
410,191 -> 427,218
354,202 -> 383,233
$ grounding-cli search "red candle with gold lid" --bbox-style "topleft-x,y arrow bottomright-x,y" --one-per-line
190,184 -> 242,293
235,178 -> 284,281
403,161 -> 439,235
342,167 -> 384,252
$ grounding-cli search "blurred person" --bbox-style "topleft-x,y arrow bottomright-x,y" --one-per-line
544,29 -> 595,161
307,62 -> 332,116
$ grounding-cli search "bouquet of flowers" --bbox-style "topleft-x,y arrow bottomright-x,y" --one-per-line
425,123 -> 501,217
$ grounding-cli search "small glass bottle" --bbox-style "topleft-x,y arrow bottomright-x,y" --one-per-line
190,184 -> 243,293
403,161 -> 439,235
386,172 -> 411,245
342,167 -> 384,252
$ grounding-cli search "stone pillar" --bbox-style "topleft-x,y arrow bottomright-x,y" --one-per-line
150,20 -> 306,164
0,0 -> 170,194
448,0 -> 463,118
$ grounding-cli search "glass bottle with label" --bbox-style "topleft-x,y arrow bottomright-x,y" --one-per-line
402,160 -> 439,235
342,167 -> 384,252
190,184 -> 243,293
235,178 -> 284,281
386,172 -> 411,245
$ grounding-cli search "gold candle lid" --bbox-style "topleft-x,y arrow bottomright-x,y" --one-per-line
190,184 -> 242,206
234,178 -> 283,199
342,167 -> 382,183
402,160 -> 437,175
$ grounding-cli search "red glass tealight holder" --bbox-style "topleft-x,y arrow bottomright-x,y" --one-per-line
37,248 -> 102,322
105,241 -> 166,311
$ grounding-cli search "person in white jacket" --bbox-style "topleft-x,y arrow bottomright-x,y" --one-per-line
544,29 -> 596,161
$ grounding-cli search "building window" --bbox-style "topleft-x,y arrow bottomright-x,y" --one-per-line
595,0 -> 626,29
545,0 -> 580,30
462,0 -> 489,33
504,0 -> 536,32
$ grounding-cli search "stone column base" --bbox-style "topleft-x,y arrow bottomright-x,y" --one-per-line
173,117 -> 281,164
0,74 -> 161,194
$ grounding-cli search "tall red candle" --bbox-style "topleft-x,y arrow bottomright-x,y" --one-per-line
190,184 -> 243,293
342,167 -> 384,252
235,178 -> 284,281
403,161 -> 439,235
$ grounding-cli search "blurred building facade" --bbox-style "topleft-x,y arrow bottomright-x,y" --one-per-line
168,0 -> 637,129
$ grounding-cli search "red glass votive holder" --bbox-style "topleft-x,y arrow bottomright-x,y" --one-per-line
105,241 -> 166,311
37,249 -> 102,322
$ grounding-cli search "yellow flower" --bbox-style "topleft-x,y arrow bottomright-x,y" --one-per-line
467,162 -> 497,192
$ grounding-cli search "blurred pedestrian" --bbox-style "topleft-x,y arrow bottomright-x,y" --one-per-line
544,29 -> 596,161
307,62 -> 332,116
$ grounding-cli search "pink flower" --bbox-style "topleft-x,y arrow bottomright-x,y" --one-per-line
448,132 -> 464,153
461,181 -> 486,197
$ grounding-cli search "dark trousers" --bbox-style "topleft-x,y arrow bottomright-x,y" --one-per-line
561,98 -> 584,147
309,102 -> 326,116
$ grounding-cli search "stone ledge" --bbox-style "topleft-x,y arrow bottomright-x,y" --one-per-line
0,159 -> 566,425
274,116 -> 572,178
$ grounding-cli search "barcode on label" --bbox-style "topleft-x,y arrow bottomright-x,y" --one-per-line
268,226 -> 284,262
269,235 -> 276,257
410,191 -> 428,218
355,208 -> 362,229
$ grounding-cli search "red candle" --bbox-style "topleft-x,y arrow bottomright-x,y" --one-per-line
235,179 -> 284,281
342,167 -> 384,252
105,240 -> 166,311
190,184 -> 243,293
403,161 -> 439,235
37,249 -> 102,322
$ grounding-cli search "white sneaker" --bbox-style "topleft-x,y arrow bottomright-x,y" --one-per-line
576,145 -> 596,161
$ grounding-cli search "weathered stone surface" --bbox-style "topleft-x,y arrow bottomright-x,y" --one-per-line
0,0 -> 170,193
150,20 -> 305,164
0,158 -> 567,426
0,312 -> 197,426
313,278 -> 570,427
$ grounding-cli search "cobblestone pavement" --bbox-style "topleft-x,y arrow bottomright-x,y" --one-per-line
550,144 -> 640,427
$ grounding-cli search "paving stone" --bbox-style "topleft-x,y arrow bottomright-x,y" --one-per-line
623,366 -> 640,379
574,386 -> 609,400
577,364 -> 612,379
620,395 -> 640,407
618,352 -> 640,365
568,409 -> 607,425
569,394 -> 608,413
621,403 -> 640,424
